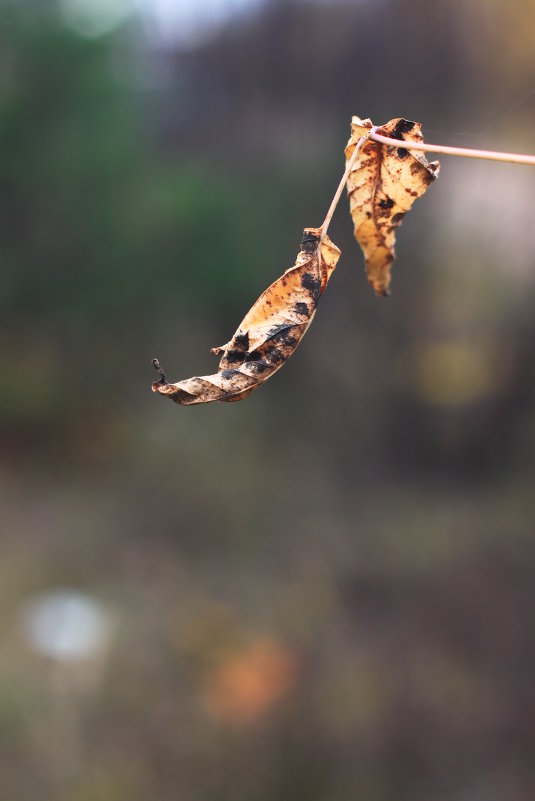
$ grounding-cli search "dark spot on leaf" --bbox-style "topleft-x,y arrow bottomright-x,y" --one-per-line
378,197 -> 394,210
387,119 -> 416,143
262,345 -> 287,367
301,231 -> 320,253
234,331 -> 249,351
277,333 -> 298,349
248,360 -> 269,374
302,270 -> 320,287
245,350 -> 262,362
224,349 -> 246,365
293,302 -> 309,317
221,369 -> 238,381
301,272 -> 321,302
268,324 -> 298,350
397,147 -> 408,159
393,118 -> 415,136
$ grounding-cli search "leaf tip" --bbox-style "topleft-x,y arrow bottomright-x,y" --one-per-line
350,116 -> 373,139
152,358 -> 168,391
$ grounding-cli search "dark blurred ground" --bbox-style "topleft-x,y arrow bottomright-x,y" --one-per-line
1,1 -> 535,799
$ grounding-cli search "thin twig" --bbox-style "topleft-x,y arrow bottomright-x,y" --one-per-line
369,129 -> 535,166
320,134 -> 368,243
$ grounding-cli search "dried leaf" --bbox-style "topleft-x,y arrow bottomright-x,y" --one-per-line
346,116 -> 440,296
152,228 -> 341,405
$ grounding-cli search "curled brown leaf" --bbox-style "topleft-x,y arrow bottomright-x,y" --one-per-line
346,116 -> 440,296
152,228 -> 341,405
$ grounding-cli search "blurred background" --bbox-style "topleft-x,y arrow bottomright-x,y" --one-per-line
1,1 -> 535,799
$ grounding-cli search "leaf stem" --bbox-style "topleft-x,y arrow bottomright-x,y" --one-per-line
369,129 -> 535,166
320,134 -> 368,243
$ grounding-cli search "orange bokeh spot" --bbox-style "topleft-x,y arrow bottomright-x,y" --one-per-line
202,638 -> 297,725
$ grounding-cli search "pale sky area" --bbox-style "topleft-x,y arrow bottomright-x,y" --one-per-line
59,0 -> 267,44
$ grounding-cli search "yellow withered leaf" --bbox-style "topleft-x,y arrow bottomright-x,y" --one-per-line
152,228 -> 341,405
345,116 -> 440,296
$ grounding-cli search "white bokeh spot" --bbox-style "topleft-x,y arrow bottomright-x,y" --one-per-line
19,590 -> 111,662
